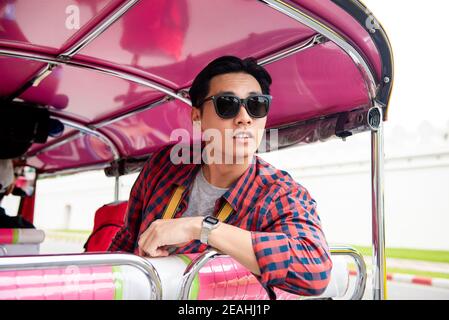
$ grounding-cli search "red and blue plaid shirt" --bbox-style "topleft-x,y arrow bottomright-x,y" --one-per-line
109,144 -> 332,297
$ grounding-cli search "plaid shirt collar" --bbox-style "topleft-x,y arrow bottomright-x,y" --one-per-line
170,145 -> 258,212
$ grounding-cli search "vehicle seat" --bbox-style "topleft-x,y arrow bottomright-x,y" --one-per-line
84,201 -> 128,252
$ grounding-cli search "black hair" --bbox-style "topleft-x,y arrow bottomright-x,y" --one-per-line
189,56 -> 272,110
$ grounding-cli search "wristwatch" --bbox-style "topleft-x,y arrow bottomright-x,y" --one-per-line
200,215 -> 220,245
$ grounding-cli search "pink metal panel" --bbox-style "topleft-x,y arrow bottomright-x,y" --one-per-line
99,43 -> 367,138
100,100 -> 192,157
27,134 -> 114,172
290,0 -> 382,80
19,64 -> 164,124
0,266 -> 116,300
26,129 -> 77,155
77,0 -> 317,88
0,56 -> 45,96
0,0 -> 121,54
96,39 -> 369,158
265,41 -> 369,127
30,41 -> 369,163
192,255 -> 301,300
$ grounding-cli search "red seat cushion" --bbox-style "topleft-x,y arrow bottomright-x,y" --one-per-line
84,201 -> 128,252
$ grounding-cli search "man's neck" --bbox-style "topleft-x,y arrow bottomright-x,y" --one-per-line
201,160 -> 252,189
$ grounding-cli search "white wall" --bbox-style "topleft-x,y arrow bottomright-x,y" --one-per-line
287,156 -> 449,251
30,171 -> 137,232
260,127 -> 449,251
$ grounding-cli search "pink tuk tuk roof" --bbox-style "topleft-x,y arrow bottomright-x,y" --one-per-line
0,0 -> 393,174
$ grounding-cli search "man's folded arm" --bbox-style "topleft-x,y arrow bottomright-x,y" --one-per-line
250,187 -> 333,296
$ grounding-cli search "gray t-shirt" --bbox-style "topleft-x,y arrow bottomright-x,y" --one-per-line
182,167 -> 229,217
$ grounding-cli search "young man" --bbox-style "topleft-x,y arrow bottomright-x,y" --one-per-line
109,56 -> 332,297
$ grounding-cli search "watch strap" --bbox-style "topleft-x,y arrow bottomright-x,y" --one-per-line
200,216 -> 220,245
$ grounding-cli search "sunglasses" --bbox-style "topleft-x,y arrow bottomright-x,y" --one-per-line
199,94 -> 272,119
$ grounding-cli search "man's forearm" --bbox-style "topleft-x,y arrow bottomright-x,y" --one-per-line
192,218 -> 261,276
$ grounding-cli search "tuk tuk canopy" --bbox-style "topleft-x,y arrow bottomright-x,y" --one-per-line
0,0 -> 393,174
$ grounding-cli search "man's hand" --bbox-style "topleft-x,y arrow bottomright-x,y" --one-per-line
137,217 -> 203,257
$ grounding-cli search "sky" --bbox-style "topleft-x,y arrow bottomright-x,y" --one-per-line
362,0 -> 449,130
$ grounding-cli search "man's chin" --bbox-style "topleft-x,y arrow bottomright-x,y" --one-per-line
230,148 -> 256,164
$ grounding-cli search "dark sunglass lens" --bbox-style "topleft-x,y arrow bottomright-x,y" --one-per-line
247,96 -> 269,117
215,96 -> 240,118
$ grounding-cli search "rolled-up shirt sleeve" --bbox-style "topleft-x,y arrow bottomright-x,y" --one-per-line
250,186 -> 333,297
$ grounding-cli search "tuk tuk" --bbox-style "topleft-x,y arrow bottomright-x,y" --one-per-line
0,0 -> 393,300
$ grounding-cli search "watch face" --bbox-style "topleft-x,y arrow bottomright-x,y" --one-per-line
204,216 -> 219,225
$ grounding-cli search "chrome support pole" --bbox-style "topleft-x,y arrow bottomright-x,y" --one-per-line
29,132 -> 83,157
368,106 -> 387,300
30,63 -> 57,87
0,252 -> 163,299
258,34 -> 328,66
38,163 -> 111,178
59,0 -> 139,59
0,48 -> 191,106
57,117 -> 120,160
114,175 -> 120,201
93,96 -> 171,128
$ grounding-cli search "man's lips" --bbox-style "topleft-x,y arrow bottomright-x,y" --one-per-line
233,131 -> 254,139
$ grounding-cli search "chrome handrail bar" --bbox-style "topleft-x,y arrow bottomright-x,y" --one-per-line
329,246 -> 367,300
178,246 -> 366,300
178,249 -> 220,300
0,246 -> 8,256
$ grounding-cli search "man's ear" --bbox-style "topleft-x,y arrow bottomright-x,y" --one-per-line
191,106 -> 202,123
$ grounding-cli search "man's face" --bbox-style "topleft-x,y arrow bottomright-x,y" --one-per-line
192,72 -> 267,163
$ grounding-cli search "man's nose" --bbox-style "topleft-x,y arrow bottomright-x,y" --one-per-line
234,105 -> 252,126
